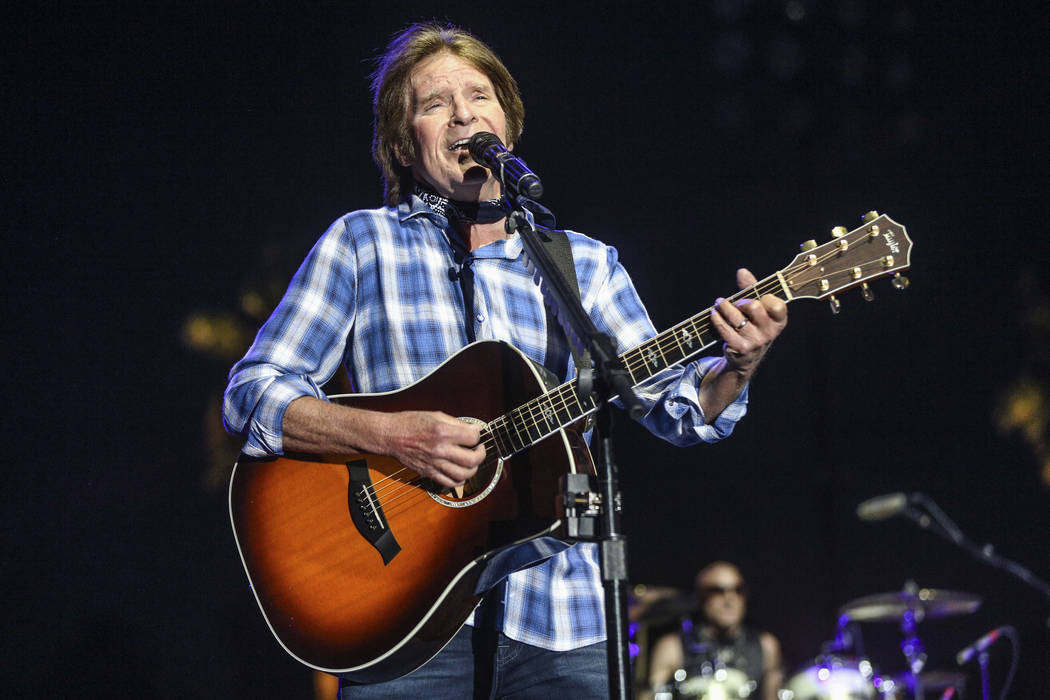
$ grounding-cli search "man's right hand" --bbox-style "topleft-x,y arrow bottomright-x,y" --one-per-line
281,397 -> 485,490
377,410 -> 485,489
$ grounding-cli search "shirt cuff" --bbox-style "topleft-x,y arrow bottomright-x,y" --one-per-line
241,374 -> 325,456
665,356 -> 750,443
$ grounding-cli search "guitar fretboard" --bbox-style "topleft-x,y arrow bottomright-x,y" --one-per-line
483,274 -> 790,460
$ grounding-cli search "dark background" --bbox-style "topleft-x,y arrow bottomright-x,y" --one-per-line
5,1 -> 1049,697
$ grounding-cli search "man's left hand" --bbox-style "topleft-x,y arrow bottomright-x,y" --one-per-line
711,268 -> 788,377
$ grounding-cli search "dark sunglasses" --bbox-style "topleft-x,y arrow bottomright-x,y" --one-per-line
700,584 -> 747,597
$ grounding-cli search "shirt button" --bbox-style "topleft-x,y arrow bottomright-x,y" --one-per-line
476,313 -> 486,322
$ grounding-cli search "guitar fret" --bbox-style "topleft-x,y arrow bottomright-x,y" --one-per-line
519,403 -> 542,443
486,259 -> 903,459
669,324 -> 687,359
489,418 -> 512,458
514,410 -> 532,449
565,385 -> 584,419
620,316 -> 722,388
644,344 -> 667,373
555,386 -> 578,425
621,357 -> 639,385
622,348 -> 644,383
675,321 -> 701,358
576,386 -> 598,416
501,413 -> 525,453
517,405 -> 542,444
537,396 -> 558,433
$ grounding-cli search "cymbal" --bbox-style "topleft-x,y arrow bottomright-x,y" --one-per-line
839,588 -> 981,622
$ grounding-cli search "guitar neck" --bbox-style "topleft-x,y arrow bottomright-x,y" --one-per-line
483,274 -> 790,460
620,272 -> 789,386
485,211 -> 913,459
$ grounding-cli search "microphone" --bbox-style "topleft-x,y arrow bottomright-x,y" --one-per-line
856,492 -> 911,521
955,626 -> 1011,665
468,132 -> 544,200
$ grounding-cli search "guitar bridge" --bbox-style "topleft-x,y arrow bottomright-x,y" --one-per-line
346,459 -> 402,565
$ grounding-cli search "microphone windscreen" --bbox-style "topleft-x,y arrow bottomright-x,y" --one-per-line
856,493 -> 908,521
468,131 -> 501,162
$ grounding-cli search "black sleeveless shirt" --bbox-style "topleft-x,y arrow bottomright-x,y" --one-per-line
679,621 -> 766,689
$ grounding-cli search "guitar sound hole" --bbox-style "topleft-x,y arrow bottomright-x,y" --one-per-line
429,416 -> 502,506
444,461 -> 499,500
430,457 -> 502,508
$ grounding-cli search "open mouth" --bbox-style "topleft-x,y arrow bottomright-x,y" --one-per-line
449,138 -> 473,164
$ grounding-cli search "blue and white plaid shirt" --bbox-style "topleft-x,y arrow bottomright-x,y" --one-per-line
224,194 -> 748,651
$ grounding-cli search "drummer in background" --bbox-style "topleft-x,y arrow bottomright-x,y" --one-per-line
648,561 -> 783,700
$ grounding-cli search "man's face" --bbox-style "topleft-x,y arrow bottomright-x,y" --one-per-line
697,565 -> 747,632
401,52 -> 508,201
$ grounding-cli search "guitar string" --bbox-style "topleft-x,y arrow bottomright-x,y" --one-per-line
620,241 -> 888,377
472,234 -> 887,462
384,241 -> 883,505
348,233 -> 893,515
379,481 -> 437,520
365,431 -> 500,504
365,253 -> 825,500
363,416 -> 507,497
620,275 -> 782,377
789,254 -> 888,289
362,374 -> 594,512
625,281 -> 780,374
378,448 -> 505,519
368,270 -> 774,510
380,272 -> 788,500
356,431 -> 502,511
376,384 -> 579,517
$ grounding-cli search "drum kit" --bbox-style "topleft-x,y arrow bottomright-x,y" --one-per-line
782,580 -> 978,700
639,581 -> 981,700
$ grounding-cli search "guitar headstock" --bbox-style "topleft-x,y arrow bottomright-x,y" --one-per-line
780,212 -> 912,308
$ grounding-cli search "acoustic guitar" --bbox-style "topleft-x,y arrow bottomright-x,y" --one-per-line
229,212 -> 912,681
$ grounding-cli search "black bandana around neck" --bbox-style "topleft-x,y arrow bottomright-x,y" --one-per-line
413,184 -> 508,225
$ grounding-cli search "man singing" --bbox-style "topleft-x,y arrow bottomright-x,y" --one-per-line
224,22 -> 787,698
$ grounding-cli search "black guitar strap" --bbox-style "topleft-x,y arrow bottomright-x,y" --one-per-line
538,228 -> 592,380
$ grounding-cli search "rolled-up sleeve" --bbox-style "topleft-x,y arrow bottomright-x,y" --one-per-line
633,357 -> 749,445
578,235 -> 749,446
222,217 -> 357,456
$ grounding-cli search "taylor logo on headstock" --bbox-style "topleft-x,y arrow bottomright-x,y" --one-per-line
882,230 -> 901,254
780,211 -> 912,311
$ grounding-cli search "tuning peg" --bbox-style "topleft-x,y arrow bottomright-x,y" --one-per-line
831,226 -> 847,238
862,210 -> 880,222
800,239 -> 817,251
829,295 -> 841,314
891,273 -> 910,290
862,282 -> 874,301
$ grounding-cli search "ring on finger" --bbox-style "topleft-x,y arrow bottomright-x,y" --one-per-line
735,318 -> 749,330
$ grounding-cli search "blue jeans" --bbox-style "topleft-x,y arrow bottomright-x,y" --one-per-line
338,625 -> 609,699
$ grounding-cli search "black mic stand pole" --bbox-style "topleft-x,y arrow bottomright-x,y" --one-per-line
900,493 -> 1050,624
503,198 -> 646,700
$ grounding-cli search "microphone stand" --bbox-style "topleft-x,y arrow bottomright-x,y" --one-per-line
503,196 -> 646,700
902,494 -> 1050,618
977,650 -> 991,700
